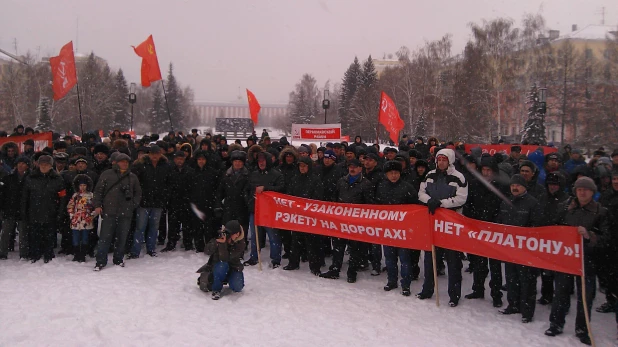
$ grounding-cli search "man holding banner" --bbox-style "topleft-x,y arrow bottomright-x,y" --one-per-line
545,177 -> 609,345
416,148 -> 468,307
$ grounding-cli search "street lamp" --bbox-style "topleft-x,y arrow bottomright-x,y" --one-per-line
322,89 -> 330,124
129,83 -> 137,131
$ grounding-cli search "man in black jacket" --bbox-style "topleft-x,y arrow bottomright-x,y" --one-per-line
315,150 -> 343,256
545,177 -> 610,345
320,158 -> 374,283
128,145 -> 172,258
537,172 -> 570,306
215,150 -> 250,233
0,156 -> 30,259
376,161 -> 419,296
162,151 -> 195,252
21,155 -> 67,263
496,174 -> 543,323
243,152 -> 285,268
463,156 -> 508,307
190,150 -> 221,253
283,156 -> 324,274
596,172 -> 618,315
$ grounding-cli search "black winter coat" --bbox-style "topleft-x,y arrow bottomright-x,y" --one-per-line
216,166 -> 250,225
334,175 -> 374,204
540,189 -> 569,226
191,165 -> 220,216
316,163 -> 344,202
93,159 -> 112,176
464,176 -> 508,222
374,179 -> 418,205
132,156 -> 172,208
247,165 -> 285,212
168,165 -> 195,210
1,169 -> 29,219
495,192 -> 542,227
287,170 -> 323,201
363,166 -> 384,190
21,169 -> 67,224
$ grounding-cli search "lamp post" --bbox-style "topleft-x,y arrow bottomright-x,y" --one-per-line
322,89 -> 330,124
129,83 -> 137,131
538,87 -> 547,122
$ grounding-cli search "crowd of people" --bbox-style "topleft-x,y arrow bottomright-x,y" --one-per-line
0,125 -> 617,344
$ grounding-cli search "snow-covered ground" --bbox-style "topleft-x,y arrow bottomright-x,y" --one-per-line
0,246 -> 615,347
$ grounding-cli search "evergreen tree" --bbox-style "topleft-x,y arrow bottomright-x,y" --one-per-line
289,74 -> 319,124
111,68 -> 130,130
521,84 -> 547,145
35,97 -> 52,132
150,85 -> 169,133
414,110 -> 428,137
165,63 -> 184,131
350,55 -> 380,138
339,57 -> 361,134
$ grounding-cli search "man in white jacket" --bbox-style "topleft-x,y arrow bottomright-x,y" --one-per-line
415,148 -> 468,307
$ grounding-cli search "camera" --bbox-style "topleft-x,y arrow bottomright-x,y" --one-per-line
217,225 -> 231,239
122,185 -> 132,201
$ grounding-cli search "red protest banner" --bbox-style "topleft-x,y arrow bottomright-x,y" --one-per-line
431,209 -> 583,276
464,144 -> 558,157
255,192 -> 431,251
0,133 -> 53,154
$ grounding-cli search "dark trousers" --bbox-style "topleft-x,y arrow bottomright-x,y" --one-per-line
96,215 -> 132,266
191,215 -> 216,252
550,268 -> 596,334
384,246 -> 413,288
280,229 -> 292,255
470,254 -> 503,299
505,263 -> 537,320
370,243 -> 382,271
330,237 -> 364,278
168,208 -> 191,246
88,216 -> 100,256
540,270 -> 555,300
59,215 -> 72,251
422,248 -> 463,302
289,231 -> 323,272
28,222 -> 55,261
157,209 -> 168,243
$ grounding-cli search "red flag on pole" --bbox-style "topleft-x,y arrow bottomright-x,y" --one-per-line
50,41 -> 77,101
246,89 -> 261,124
378,91 -> 404,144
132,35 -> 162,87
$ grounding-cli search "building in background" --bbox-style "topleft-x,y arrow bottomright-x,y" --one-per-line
193,101 -> 287,128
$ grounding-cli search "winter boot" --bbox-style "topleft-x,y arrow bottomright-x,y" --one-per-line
384,283 -> 398,291
212,291 -> 221,300
283,263 -> 300,271
544,325 -> 563,337
72,245 -> 80,262
464,291 -> 484,299
416,292 -> 432,300
596,301 -> 616,313
243,259 -> 258,266
319,269 -> 340,280
537,296 -> 552,306
147,251 -> 158,257
499,306 -> 520,315
161,243 -> 176,252
492,297 -> 503,308
401,287 -> 411,297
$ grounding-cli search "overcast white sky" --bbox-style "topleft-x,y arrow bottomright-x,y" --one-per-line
1,0 -> 616,104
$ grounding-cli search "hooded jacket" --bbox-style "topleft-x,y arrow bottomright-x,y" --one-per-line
540,172 -> 569,225
67,174 -> 95,230
418,149 -> 468,212
316,161 -> 345,202
21,168 -> 67,224
278,146 -> 299,189
204,226 -> 246,272
247,152 -> 285,212
216,165 -> 250,225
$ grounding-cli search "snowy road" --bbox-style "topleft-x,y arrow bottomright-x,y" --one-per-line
0,250 -> 615,346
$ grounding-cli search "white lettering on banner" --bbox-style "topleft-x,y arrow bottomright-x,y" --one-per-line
301,203 -> 408,221
468,230 -> 478,238
539,239 -> 552,253
274,197 -> 296,207
488,232 -> 504,244
502,234 -> 515,247
552,241 -> 562,254
339,224 -> 406,240
516,235 -> 526,248
564,246 -> 574,256
478,230 -> 491,241
526,237 -> 539,251
274,212 -> 316,226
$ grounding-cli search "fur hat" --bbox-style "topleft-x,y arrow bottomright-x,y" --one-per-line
94,144 -> 109,156
38,155 -> 53,166
510,174 -> 527,187
383,160 -> 403,173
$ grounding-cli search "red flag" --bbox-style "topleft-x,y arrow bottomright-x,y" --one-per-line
246,89 -> 261,124
132,35 -> 162,87
50,41 -> 77,100
378,91 -> 404,144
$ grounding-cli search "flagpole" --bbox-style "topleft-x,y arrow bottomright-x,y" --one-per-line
160,80 -> 174,132
75,82 -> 84,139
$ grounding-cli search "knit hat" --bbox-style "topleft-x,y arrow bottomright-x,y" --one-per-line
15,156 -> 31,166
365,153 -> 379,162
149,145 -> 162,154
38,155 -> 53,166
347,158 -> 361,167
24,139 -> 34,146
173,151 -> 186,158
323,150 -> 337,161
297,146 -> 309,154
53,152 -> 69,161
384,160 -> 403,173
115,153 -> 131,162
510,174 -> 527,187
193,150 -> 208,160
573,177 -> 597,193
74,156 -> 88,166
94,144 -> 109,156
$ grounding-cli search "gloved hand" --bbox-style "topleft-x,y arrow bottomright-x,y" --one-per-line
427,198 -> 441,215
214,208 -> 223,219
